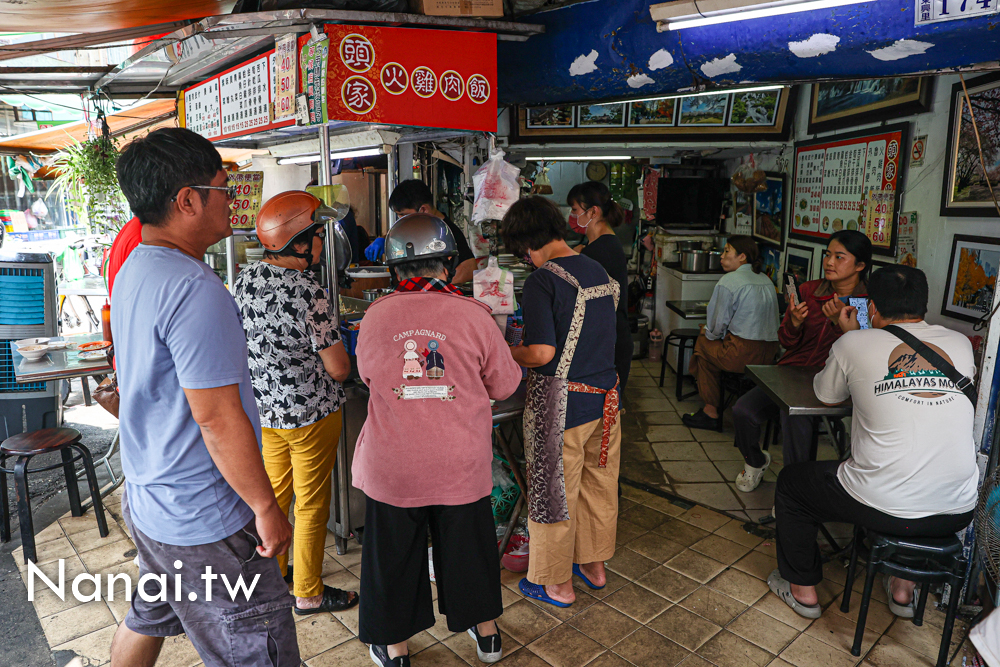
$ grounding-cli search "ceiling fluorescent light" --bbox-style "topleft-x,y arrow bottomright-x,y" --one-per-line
659,0 -> 875,30
277,147 -> 383,165
526,155 -> 631,161
629,85 -> 784,105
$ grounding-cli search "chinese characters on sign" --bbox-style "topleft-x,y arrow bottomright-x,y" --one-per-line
342,76 -> 377,114
792,126 -> 906,253
220,56 -> 270,136
915,0 -> 998,24
324,24 -> 498,132
380,62 -> 408,95
300,36 -> 330,125
340,34 -> 374,73
896,212 -> 917,266
227,171 -> 265,229
273,34 -> 298,122
411,66 -> 438,98
184,79 -> 220,139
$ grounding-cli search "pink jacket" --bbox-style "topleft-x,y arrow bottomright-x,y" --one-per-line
353,290 -> 522,507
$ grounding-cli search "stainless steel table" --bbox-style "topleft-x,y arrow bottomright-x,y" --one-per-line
745,364 -> 852,458
665,299 -> 709,320
11,333 -> 122,506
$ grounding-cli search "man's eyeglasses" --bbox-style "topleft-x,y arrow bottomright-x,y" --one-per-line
171,185 -> 238,202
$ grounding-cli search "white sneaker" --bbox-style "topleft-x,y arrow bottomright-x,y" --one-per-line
736,451 -> 771,492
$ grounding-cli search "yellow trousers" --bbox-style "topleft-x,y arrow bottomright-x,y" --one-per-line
527,415 -> 622,586
262,409 -> 342,599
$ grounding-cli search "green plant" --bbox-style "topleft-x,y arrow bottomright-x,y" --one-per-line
51,134 -> 130,237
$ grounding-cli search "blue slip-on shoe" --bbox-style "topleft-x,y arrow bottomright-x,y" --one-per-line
518,578 -> 572,608
572,564 -> 606,590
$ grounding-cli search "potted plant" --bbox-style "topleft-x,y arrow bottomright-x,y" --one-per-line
51,134 -> 130,239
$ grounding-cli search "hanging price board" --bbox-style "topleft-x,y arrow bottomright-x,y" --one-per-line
227,171 -> 264,229
299,36 -> 330,125
273,34 -> 298,122
791,123 -> 908,256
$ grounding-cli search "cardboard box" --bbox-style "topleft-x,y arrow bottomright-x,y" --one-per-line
409,0 -> 504,17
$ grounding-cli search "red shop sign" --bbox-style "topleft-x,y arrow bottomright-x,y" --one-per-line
320,25 -> 497,133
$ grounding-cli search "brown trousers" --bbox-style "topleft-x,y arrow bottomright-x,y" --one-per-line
527,415 -> 622,585
690,333 -> 779,409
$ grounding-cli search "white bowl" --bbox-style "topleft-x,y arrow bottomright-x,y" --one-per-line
18,344 -> 50,361
14,337 -> 48,349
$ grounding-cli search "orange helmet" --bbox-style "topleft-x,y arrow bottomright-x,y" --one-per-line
256,190 -> 323,252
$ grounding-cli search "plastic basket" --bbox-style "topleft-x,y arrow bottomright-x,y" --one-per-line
490,454 -> 521,523
340,326 -> 360,356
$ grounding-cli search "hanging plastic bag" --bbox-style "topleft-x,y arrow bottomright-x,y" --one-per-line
473,256 -> 517,315
472,149 -> 520,223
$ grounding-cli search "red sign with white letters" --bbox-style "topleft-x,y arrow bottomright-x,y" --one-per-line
322,24 -> 497,132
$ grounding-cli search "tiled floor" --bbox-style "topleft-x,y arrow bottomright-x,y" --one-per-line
12,358 -> 983,667
620,358 -> 843,522
15,483 -> 981,667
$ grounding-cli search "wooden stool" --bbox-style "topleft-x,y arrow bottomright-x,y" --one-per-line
0,427 -> 109,564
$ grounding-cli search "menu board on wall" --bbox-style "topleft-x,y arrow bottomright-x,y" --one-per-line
790,123 -> 908,256
273,35 -> 298,122
180,47 -> 295,141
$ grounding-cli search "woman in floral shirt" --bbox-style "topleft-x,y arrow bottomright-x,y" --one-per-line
233,191 -> 357,614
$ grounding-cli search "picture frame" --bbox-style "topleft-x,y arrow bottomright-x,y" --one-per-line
784,243 -> 813,286
678,94 -> 730,126
526,105 -> 575,129
941,234 -> 1000,323
752,172 -> 785,246
811,245 -> 826,280
577,103 -> 626,128
808,77 -> 933,134
761,245 -> 782,291
941,73 -> 1000,218
628,99 -> 676,126
728,90 -> 782,127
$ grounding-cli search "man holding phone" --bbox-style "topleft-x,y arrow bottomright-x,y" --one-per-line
766,266 -> 978,620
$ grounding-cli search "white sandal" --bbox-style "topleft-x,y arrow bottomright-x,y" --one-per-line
736,451 -> 771,493
767,570 -> 822,619
884,576 -> 916,618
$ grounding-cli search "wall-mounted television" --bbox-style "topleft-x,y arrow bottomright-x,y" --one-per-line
655,177 -> 729,230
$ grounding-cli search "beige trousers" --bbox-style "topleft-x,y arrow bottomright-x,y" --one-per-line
527,415 -> 622,585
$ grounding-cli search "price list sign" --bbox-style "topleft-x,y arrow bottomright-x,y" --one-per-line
183,79 -> 221,139
791,124 -> 908,256
273,35 -> 297,122
227,171 -> 264,229
181,48 -> 294,141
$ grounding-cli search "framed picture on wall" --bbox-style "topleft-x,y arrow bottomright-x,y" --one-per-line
784,244 -> 813,285
753,173 -> 785,246
526,105 -> 575,129
577,103 -> 626,128
761,245 -> 782,290
808,77 -> 933,134
941,234 -> 1000,323
941,73 -> 1000,217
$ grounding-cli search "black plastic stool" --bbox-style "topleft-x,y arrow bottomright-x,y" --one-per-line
0,427 -> 109,564
841,527 -> 966,667
658,328 -> 700,401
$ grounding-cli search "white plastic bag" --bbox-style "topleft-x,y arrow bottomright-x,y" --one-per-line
473,256 -> 517,315
472,149 -> 520,223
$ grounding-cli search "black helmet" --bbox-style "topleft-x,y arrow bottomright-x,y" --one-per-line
385,213 -> 460,283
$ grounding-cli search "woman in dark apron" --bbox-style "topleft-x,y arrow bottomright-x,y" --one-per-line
501,196 -> 622,608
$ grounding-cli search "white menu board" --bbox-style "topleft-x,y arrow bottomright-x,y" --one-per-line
819,144 -> 868,234
220,55 -> 271,137
792,149 -> 825,234
184,79 -> 221,139
272,35 -> 297,121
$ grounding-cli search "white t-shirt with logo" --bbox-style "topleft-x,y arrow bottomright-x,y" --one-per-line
813,321 -> 978,519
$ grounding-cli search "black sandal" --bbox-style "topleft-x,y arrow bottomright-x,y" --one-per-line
293,585 -> 359,615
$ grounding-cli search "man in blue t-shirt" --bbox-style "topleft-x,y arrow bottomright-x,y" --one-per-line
109,128 -> 298,667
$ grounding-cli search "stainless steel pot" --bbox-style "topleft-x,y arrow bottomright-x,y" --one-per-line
203,253 -> 225,269
679,250 -> 709,273
676,240 -> 702,253
707,251 -> 723,271
711,235 -> 729,252
362,289 -> 381,302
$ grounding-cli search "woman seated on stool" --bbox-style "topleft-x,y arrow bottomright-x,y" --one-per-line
730,230 -> 872,494
682,235 -> 780,432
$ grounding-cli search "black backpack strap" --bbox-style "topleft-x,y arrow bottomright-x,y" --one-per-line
882,325 -> 977,404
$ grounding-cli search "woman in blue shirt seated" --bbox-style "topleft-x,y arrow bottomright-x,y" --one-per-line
682,235 -> 780,431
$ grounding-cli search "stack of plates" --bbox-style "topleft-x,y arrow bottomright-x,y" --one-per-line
497,254 -> 517,268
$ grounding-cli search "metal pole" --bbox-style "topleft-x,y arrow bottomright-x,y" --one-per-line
225,235 -> 236,294
387,144 -> 399,229
319,123 -> 353,554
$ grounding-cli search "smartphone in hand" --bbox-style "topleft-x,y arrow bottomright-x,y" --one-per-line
849,297 -> 870,329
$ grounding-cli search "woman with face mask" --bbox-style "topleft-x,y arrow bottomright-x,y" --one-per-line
567,181 -> 632,390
